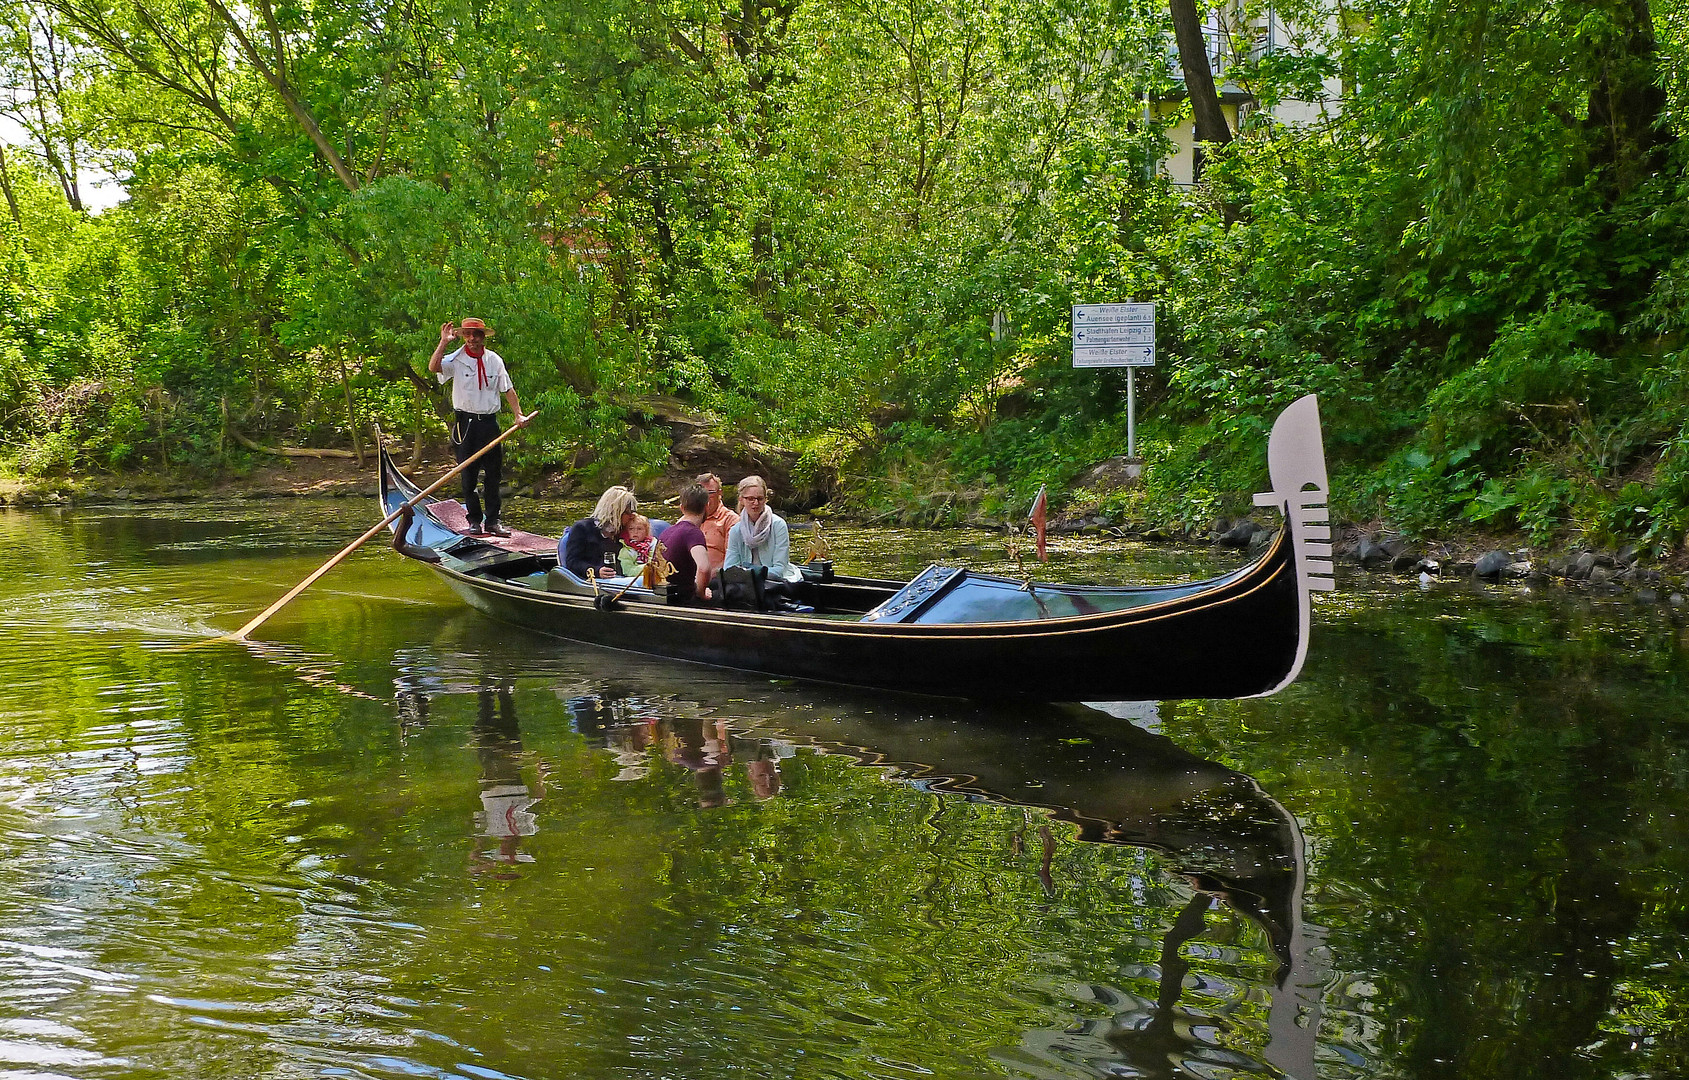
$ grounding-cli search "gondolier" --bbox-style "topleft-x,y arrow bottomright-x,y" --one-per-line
429,318 -> 528,537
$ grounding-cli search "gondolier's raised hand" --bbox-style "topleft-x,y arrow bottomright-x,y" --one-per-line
428,322 -> 462,373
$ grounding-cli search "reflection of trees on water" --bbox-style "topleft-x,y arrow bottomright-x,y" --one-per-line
1230,603 -> 1689,1080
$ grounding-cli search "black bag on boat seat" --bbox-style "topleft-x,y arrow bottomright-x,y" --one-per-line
712,565 -> 767,611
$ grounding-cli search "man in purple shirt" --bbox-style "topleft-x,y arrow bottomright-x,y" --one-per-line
661,485 -> 714,604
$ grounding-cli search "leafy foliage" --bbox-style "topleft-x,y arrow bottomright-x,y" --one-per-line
2,0 -> 1689,550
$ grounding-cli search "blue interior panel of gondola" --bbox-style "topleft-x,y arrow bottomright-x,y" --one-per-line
383,491 -> 462,549
862,562 -> 1238,624
912,576 -> 1211,623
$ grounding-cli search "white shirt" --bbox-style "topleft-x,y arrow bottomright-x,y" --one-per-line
437,346 -> 512,414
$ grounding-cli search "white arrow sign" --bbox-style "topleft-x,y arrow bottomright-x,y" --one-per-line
1073,303 -> 1155,367
1074,305 -> 1154,325
1074,326 -> 1154,346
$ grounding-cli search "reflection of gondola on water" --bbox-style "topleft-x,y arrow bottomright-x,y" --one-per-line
550,685 -> 1323,1079
390,650 -> 1321,1078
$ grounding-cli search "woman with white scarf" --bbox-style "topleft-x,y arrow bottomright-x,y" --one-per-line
723,476 -> 803,588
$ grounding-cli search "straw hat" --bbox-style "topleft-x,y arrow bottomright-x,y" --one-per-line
459,317 -> 495,336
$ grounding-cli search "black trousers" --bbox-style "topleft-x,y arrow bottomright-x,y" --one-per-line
452,411 -> 503,526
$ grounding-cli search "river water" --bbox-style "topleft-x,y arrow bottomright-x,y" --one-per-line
2,499 -> 1687,1080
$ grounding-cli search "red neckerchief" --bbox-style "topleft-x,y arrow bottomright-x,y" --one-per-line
465,344 -> 488,389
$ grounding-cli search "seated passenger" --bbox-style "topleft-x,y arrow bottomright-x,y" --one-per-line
696,472 -> 738,575
616,514 -> 659,577
660,484 -> 713,604
723,475 -> 803,596
623,515 -> 670,543
561,486 -> 637,580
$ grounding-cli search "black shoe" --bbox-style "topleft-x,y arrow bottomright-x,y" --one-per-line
465,521 -> 488,537
485,522 -> 512,538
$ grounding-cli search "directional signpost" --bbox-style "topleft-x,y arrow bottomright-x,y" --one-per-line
1073,302 -> 1155,460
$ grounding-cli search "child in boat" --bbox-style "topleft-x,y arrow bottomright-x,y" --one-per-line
617,515 -> 658,577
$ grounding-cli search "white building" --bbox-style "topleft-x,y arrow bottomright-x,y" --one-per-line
1155,5 -> 1344,186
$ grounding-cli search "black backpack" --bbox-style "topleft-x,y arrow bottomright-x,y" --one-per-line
711,565 -> 768,610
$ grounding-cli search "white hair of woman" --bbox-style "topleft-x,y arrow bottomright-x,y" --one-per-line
593,486 -> 638,535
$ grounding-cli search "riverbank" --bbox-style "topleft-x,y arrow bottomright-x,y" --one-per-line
0,455 -> 386,504
11,455 -> 1689,606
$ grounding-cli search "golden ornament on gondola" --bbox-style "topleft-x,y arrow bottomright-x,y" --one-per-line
806,521 -> 831,564
644,546 -> 675,591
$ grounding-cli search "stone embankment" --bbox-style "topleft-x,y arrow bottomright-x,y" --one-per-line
1211,516 -> 1689,606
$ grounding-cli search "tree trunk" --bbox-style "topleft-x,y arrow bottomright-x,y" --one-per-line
20,18 -> 84,211
337,348 -> 365,466
0,145 -> 20,226
1584,0 -> 1671,195
411,385 -> 425,470
1169,0 -> 1232,148
221,398 -> 358,458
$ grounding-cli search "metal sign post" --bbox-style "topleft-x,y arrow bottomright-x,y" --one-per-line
1128,367 -> 1136,457
1073,302 -> 1155,461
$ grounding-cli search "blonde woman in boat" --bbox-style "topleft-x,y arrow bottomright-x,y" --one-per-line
561,486 -> 638,579
723,476 -> 803,597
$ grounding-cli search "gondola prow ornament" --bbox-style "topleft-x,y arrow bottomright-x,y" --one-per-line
1251,394 -> 1334,695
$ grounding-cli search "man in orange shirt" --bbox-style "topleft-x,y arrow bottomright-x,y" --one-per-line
695,472 -> 739,574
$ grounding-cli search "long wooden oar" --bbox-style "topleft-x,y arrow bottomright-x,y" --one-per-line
223,414 -> 536,642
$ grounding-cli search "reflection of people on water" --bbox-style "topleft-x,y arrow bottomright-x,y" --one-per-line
560,690 -> 797,805
469,685 -> 546,879
746,748 -> 782,800
664,717 -> 733,808
564,693 -> 660,780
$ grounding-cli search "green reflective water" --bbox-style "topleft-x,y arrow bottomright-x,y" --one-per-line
3,501 -> 1688,1080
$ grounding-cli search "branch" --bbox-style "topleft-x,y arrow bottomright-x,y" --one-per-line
669,26 -> 712,72
202,0 -> 360,189
223,407 -> 358,459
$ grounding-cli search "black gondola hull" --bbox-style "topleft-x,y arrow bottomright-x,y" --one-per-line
421,539 -> 1300,700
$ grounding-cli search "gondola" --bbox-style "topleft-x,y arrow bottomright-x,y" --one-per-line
379,395 -> 1334,700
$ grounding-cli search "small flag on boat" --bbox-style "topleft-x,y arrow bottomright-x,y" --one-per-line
1029,484 -> 1047,562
